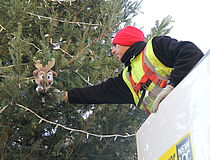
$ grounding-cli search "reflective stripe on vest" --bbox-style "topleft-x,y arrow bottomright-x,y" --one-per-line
129,49 -> 167,94
122,39 -> 173,113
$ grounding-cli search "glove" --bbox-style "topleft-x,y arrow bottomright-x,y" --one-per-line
151,85 -> 174,113
47,88 -> 68,104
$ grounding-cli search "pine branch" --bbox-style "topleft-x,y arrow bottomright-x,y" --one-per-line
74,0 -> 93,17
59,1 -> 77,16
61,24 -> 119,68
68,106 -> 97,158
0,74 -> 33,81
20,40 -> 42,53
50,38 -> 73,57
74,71 -> 93,86
50,0 -> 77,2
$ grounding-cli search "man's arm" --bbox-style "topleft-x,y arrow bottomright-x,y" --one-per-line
151,36 -> 204,112
152,36 -> 204,87
68,72 -> 135,104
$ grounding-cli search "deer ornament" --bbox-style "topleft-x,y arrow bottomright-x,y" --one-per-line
33,58 -> 57,92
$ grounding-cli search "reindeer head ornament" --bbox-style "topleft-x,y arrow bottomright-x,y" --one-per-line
33,58 -> 57,92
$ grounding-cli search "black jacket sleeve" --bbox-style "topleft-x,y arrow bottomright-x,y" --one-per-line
152,36 -> 204,87
68,72 -> 134,104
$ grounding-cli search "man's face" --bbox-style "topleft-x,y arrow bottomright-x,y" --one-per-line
112,44 -> 130,60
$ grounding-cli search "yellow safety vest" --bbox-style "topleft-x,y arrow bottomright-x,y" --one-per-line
122,39 -> 173,113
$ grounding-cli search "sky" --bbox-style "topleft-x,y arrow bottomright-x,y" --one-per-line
132,0 -> 210,53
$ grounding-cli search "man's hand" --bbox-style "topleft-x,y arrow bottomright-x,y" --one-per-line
151,85 -> 174,113
46,88 -> 68,104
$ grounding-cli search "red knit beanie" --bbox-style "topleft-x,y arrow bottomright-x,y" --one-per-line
112,26 -> 144,46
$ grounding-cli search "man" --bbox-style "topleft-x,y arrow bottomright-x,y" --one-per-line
58,26 -> 203,115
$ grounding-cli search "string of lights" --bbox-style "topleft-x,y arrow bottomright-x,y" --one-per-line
0,105 -> 8,114
0,104 -> 136,140
27,12 -> 101,26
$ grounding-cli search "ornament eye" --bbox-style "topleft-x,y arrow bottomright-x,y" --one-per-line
47,72 -> 53,80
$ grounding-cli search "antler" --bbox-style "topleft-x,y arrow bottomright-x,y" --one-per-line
45,58 -> 55,71
34,60 -> 43,69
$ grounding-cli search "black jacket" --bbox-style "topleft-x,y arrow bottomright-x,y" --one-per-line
68,36 -> 204,104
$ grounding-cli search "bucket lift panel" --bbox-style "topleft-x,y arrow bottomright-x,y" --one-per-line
136,51 -> 210,160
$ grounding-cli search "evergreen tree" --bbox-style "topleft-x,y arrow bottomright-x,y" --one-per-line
0,0 -> 173,159
0,0 -> 142,159
146,15 -> 174,41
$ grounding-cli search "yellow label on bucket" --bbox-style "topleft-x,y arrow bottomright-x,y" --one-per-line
158,133 -> 193,160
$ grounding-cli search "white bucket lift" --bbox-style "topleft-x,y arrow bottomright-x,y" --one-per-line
136,51 -> 210,160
